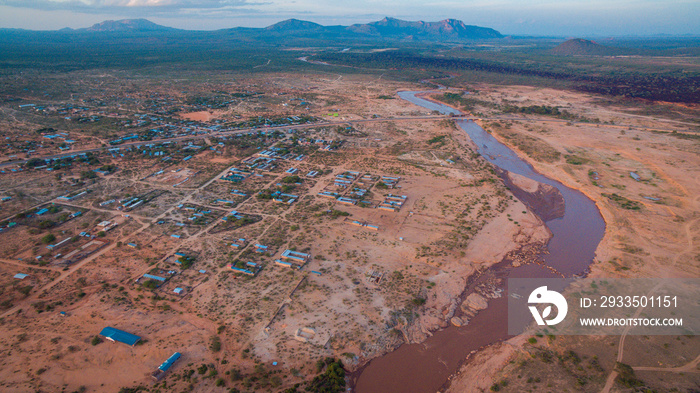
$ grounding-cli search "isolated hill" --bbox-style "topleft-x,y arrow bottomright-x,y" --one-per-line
264,19 -> 325,32
83,19 -> 178,32
348,17 -> 503,40
551,38 -> 623,56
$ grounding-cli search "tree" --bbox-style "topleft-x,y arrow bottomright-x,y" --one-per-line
25,158 -> 45,168
80,171 -> 97,179
41,233 -> 56,244
308,359 -> 345,393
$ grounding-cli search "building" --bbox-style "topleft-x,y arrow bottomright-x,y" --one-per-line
228,265 -> 257,276
152,352 -> 182,380
99,327 -> 141,346
318,191 -> 339,199
275,259 -> 297,269
337,197 -> 358,205
254,244 -> 268,254
281,249 -> 310,264
143,274 -> 167,282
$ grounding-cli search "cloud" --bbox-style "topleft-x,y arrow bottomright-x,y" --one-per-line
0,0 -> 265,15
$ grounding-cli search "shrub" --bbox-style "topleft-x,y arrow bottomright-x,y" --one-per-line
210,336 -> 222,352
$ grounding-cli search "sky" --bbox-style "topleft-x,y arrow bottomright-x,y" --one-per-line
0,0 -> 698,36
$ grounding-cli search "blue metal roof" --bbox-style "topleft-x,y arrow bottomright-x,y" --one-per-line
143,274 -> 166,282
99,327 -> 141,346
158,352 -> 181,371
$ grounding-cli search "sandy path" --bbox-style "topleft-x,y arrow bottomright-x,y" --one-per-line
600,281 -> 667,393
633,353 -> 700,373
0,257 -> 61,272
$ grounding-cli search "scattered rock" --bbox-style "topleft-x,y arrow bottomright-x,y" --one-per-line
461,293 -> 488,315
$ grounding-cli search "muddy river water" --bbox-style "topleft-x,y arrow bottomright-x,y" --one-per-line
352,91 -> 606,392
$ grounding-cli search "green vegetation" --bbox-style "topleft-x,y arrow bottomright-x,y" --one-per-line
328,209 -> 350,218
281,175 -> 302,184
316,51 -> 700,103
502,104 -> 587,121
80,171 -> 97,179
210,335 -> 222,352
25,158 -> 46,168
18,285 -> 33,296
564,154 -> 588,165
142,279 -> 159,289
615,362 -> 645,388
177,255 -> 196,269
602,193 -> 641,210
257,190 -> 273,200
308,358 -> 345,393
490,379 -> 508,391
438,92 -> 493,111
427,135 -> 447,145
41,233 -> 56,244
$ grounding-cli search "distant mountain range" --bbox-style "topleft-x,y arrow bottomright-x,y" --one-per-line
11,17 -> 503,42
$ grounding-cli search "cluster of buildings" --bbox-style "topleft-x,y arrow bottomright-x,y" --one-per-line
271,191 -> 298,205
333,171 -> 361,189
117,196 -> 145,211
241,156 -> 277,171
274,249 -> 311,269
316,171 -> 406,211
378,194 -> 408,212
298,137 -> 343,151
221,167 -> 252,183
177,204 -> 215,224
227,247 -> 311,277
227,261 -> 263,276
